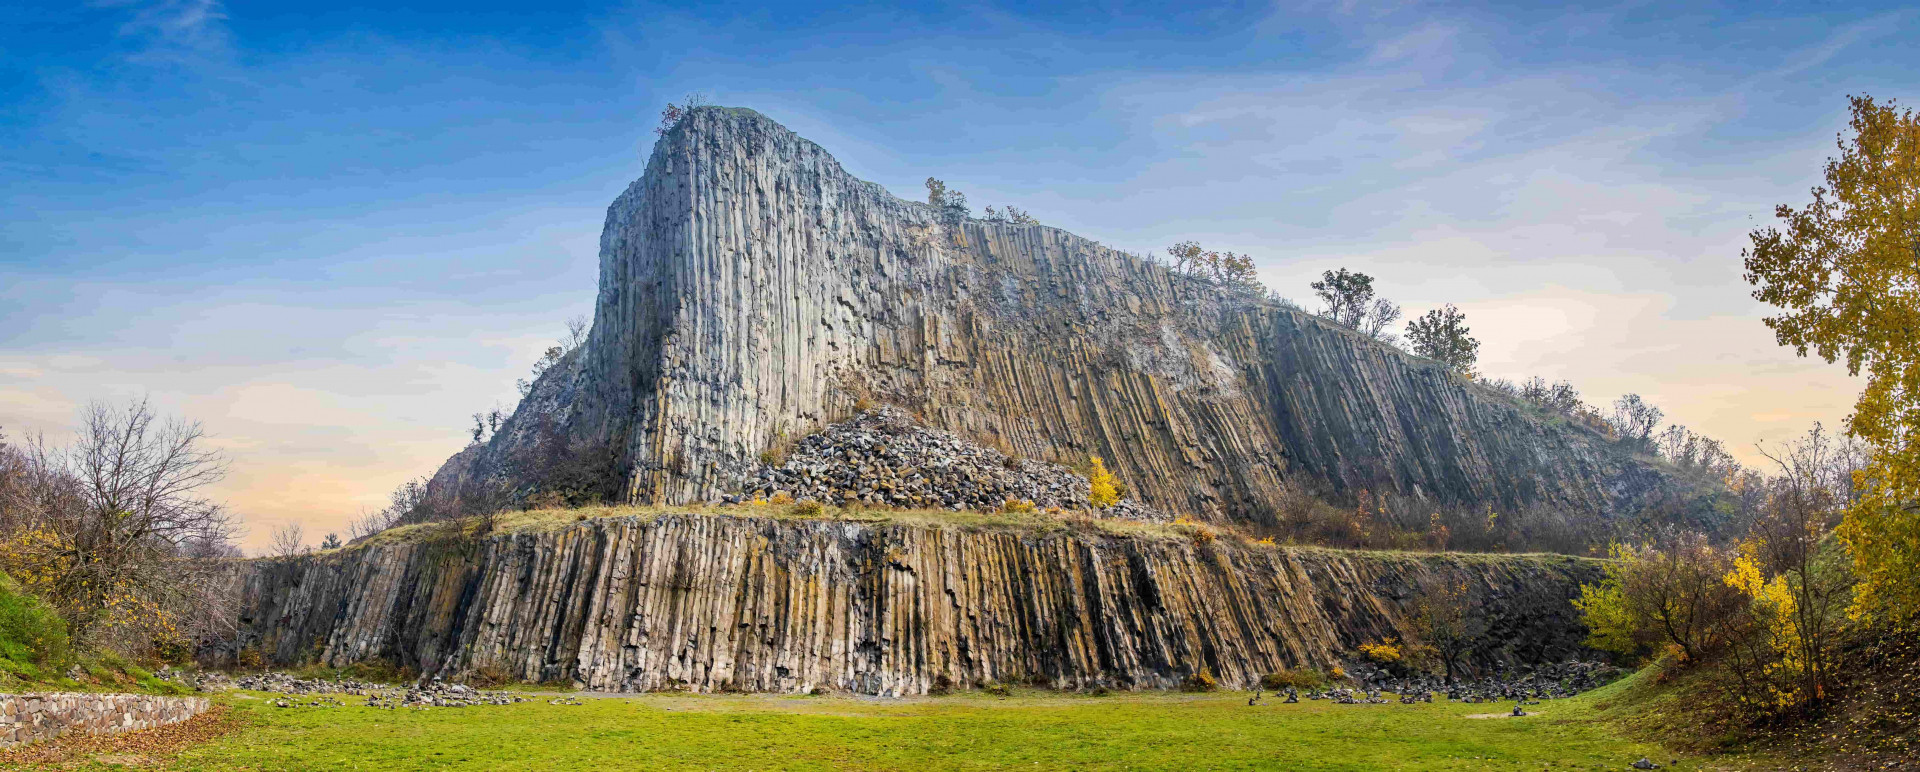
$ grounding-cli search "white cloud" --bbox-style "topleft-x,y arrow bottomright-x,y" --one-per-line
93,0 -> 231,62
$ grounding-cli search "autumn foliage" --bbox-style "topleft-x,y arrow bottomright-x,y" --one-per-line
1744,95 -> 1920,627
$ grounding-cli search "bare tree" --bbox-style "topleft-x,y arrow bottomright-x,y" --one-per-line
1608,394 -> 1665,451
1739,424 -> 1858,708
268,523 -> 306,557
346,508 -> 392,541
1410,578 -> 1482,679
0,398 -> 238,649
563,315 -> 589,351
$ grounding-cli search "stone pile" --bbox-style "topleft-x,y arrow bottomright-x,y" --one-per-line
234,672 -> 527,710
0,693 -> 211,749
728,408 -> 1166,521
153,667 -> 232,692
1341,660 -> 1623,704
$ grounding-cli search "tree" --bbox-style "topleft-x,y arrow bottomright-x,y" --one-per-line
268,523 -> 305,557
1405,304 -> 1479,377
983,205 -> 1039,225
1087,456 -> 1119,509
1519,377 -> 1581,414
1608,394 -> 1665,452
0,399 -> 237,650
925,178 -> 970,224
653,93 -> 710,137
1573,534 -> 1747,664
563,315 -> 589,350
1310,269 -> 1401,342
319,532 -> 342,550
1165,242 -> 1266,296
1745,96 -> 1920,625
1729,423 -> 1858,709
1410,578 -> 1482,679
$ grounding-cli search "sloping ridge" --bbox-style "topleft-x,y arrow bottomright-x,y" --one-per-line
432,105 -> 1694,530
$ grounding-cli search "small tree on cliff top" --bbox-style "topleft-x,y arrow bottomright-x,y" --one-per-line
1406,304 -> 1480,378
1311,268 -> 1401,342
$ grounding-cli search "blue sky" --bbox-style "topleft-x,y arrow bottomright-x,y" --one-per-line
3,0 -> 1911,551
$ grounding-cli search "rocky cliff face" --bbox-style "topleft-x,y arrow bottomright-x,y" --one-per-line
430,105 -> 1699,531
216,515 -> 1600,695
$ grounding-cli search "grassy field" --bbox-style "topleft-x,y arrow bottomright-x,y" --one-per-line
103,679 -> 1769,772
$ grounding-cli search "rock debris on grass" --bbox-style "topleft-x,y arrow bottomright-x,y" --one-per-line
234,672 -> 528,710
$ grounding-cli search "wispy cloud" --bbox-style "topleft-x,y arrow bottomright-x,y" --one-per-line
94,0 -> 230,63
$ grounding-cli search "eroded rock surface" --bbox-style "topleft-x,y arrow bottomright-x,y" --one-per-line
212,515 -> 1601,696
431,106 -> 1710,531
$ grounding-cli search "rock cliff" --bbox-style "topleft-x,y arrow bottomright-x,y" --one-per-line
216,515 -> 1600,695
429,106 -> 1701,532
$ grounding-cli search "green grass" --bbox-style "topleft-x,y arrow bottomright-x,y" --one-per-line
160,681 -> 1722,772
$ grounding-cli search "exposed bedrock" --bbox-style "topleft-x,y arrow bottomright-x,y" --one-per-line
217,515 -> 1601,696
432,105 -> 1707,529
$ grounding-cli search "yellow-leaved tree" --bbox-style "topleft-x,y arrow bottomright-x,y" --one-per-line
1743,95 -> 1920,625
1087,456 -> 1119,509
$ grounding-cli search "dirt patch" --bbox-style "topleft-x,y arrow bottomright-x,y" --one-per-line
0,704 -> 239,769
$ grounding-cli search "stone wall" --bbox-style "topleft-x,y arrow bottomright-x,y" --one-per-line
213,514 -> 1602,696
0,693 -> 210,749
429,106 -> 1715,533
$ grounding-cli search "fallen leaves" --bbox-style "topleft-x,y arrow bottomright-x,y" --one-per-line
0,704 -> 238,769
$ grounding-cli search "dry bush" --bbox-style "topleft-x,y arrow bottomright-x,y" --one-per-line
1180,669 -> 1218,692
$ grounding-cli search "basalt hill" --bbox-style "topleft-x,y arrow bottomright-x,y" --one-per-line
429,105 -> 1701,532
211,107 -> 1707,693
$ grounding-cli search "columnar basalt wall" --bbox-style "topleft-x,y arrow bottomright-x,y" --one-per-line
432,106 -> 1704,529
214,515 -> 1601,696
0,693 -> 211,749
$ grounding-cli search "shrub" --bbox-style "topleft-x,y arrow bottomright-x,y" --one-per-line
1000,499 -> 1035,515
1358,639 -> 1403,665
1180,669 -> 1219,692
768,491 -> 795,506
1171,516 -> 1217,545
759,431 -> 794,467
0,572 -> 69,672
791,499 -> 825,517
467,664 -> 515,688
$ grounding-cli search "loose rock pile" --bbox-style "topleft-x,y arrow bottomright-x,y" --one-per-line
1335,660 -> 1623,704
233,672 -> 533,710
153,667 -> 232,693
728,408 -> 1166,521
